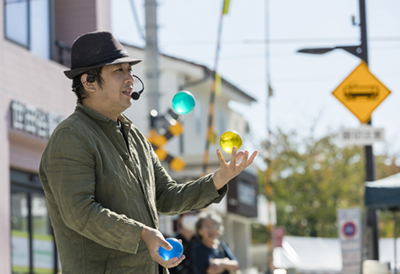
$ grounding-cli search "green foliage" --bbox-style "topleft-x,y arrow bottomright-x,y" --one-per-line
251,222 -> 268,244
260,129 -> 400,238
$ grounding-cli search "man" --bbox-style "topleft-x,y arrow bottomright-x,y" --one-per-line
39,31 -> 257,274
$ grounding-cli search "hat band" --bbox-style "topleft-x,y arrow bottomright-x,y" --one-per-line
71,50 -> 130,70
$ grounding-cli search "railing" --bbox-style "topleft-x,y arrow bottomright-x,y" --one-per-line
55,40 -> 71,67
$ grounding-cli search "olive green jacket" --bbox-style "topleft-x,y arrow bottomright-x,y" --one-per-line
39,104 -> 227,274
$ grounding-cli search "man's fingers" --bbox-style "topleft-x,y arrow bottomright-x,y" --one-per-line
237,150 -> 258,170
238,151 -> 249,169
235,151 -> 244,162
216,149 -> 226,164
246,151 -> 258,166
229,147 -> 237,167
161,255 -> 186,268
159,240 -> 173,251
142,226 -> 186,269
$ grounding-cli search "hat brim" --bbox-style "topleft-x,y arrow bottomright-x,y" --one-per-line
64,57 -> 142,79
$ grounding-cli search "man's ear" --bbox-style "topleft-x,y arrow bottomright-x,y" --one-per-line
81,74 -> 96,93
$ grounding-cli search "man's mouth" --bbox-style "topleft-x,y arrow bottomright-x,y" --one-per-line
123,88 -> 133,96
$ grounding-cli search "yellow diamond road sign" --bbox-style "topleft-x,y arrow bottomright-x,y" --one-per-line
332,61 -> 391,124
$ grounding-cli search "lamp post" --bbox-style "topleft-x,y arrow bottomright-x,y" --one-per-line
297,0 -> 379,261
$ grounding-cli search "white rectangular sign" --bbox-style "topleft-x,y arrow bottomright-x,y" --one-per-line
338,126 -> 384,145
10,101 -> 64,139
337,207 -> 362,274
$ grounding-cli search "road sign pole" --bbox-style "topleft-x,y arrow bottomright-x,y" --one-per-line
359,0 -> 379,261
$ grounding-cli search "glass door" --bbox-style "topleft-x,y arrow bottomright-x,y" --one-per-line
32,193 -> 55,273
11,169 -> 59,274
11,192 -> 30,274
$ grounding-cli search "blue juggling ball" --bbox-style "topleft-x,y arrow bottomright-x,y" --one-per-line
159,238 -> 184,261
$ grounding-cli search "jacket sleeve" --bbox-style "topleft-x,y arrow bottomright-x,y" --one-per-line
40,127 -> 144,254
148,141 -> 228,215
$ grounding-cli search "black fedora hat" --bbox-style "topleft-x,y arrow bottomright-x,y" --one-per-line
64,31 -> 141,79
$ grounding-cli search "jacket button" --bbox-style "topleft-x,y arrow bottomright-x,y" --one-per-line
123,154 -> 130,160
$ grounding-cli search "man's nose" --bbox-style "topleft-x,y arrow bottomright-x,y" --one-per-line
126,71 -> 134,83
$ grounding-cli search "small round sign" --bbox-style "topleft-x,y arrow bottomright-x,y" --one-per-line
342,221 -> 356,238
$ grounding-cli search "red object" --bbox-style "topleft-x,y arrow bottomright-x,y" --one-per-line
273,227 -> 285,247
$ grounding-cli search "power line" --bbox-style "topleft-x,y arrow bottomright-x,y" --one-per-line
243,36 -> 400,44
160,36 -> 400,46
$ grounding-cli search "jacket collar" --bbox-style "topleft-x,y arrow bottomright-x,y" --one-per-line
76,103 -> 132,127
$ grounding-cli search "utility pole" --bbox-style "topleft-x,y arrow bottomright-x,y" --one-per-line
145,0 -> 160,124
359,0 -> 379,261
264,0 -> 274,272
298,0 -> 379,262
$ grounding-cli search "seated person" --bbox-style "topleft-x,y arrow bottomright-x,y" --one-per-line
192,211 -> 239,274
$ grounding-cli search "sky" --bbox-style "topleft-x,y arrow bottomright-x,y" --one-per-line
111,0 -> 400,160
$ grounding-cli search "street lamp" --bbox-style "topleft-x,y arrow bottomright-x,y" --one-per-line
296,0 -> 379,262
297,45 -> 364,59
297,47 -> 335,55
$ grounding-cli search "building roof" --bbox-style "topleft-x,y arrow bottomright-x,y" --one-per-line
121,43 -> 257,103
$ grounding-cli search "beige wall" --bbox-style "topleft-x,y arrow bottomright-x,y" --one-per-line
0,39 -> 75,274
0,0 -> 113,271
0,98 -> 11,273
0,0 -> 8,270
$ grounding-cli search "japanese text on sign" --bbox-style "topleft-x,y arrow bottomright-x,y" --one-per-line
339,126 -> 384,145
10,101 -> 64,139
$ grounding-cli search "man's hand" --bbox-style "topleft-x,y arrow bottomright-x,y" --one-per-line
213,147 -> 258,190
140,226 -> 185,268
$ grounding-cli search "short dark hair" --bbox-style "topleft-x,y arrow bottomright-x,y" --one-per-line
72,66 -> 104,104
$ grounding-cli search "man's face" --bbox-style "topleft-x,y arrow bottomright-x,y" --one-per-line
93,63 -> 134,119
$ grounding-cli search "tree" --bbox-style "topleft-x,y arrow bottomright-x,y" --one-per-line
259,129 -> 400,238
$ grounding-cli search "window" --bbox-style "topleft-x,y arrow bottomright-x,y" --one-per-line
11,169 -> 59,274
5,0 -> 51,59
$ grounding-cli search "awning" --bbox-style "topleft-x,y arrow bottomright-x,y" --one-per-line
365,172 -> 400,209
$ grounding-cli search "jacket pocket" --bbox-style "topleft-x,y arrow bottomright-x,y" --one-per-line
104,252 -> 116,274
